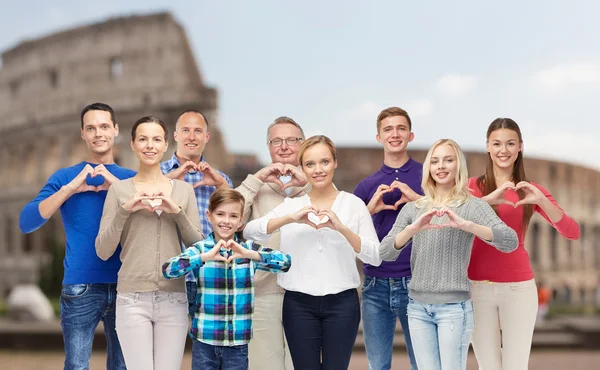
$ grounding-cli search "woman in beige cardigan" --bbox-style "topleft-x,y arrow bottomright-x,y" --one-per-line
96,116 -> 202,370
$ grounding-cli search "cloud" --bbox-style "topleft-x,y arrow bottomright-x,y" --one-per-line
533,63 -> 600,90
404,99 -> 433,117
435,74 -> 478,97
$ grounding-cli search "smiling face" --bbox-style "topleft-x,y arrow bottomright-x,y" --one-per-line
376,115 -> 414,154
268,123 -> 304,165
429,143 -> 458,189
174,112 -> 210,159
207,201 -> 243,241
301,143 -> 337,188
81,110 -> 119,155
131,122 -> 168,166
486,128 -> 522,171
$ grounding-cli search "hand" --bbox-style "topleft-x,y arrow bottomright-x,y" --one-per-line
290,205 -> 319,229
411,208 -> 445,231
515,181 -> 545,206
122,191 -> 154,213
483,181 -> 516,207
256,163 -> 286,189
91,164 -> 119,191
201,240 -> 228,262
367,184 -> 397,214
150,192 -> 182,214
313,208 -> 344,230
281,164 -> 308,190
65,164 -> 97,194
436,208 -> 468,230
193,162 -> 228,189
165,161 -> 198,181
389,180 -> 422,206
224,239 -> 260,263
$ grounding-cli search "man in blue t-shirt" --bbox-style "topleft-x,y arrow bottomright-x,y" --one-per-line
354,107 -> 423,370
19,103 -> 136,370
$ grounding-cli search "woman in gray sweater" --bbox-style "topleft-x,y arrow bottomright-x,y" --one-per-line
379,138 -> 518,370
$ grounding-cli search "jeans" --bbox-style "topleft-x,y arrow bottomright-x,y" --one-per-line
192,340 -> 249,370
407,299 -> 474,370
116,291 -> 189,370
361,276 -> 417,370
283,289 -> 360,370
60,283 -> 126,370
187,280 -> 198,318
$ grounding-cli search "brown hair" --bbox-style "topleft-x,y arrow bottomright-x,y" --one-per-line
376,107 -> 412,133
131,116 -> 168,141
208,189 -> 245,214
476,118 -> 533,232
298,135 -> 337,165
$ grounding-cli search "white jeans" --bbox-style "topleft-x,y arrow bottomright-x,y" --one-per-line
249,293 -> 294,370
471,279 -> 538,370
116,291 -> 189,370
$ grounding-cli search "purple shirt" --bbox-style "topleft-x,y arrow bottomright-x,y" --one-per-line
353,158 -> 423,278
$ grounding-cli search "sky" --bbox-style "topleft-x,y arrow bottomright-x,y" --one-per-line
0,1 -> 598,169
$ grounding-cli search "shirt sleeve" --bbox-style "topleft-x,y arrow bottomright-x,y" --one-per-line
471,198 -> 519,253
162,242 -> 205,279
95,185 -> 130,261
236,174 -> 264,225
248,240 -> 291,273
532,183 -> 580,240
19,170 -> 64,233
379,202 -> 415,261
243,199 -> 295,242
355,202 -> 382,266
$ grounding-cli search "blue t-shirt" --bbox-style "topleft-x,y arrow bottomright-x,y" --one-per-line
354,158 -> 423,278
19,162 -> 136,284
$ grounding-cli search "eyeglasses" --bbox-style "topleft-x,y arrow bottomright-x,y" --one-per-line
268,137 -> 304,147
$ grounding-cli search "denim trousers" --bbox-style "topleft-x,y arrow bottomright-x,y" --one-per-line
283,288 -> 361,370
60,283 -> 126,370
407,298 -> 474,370
192,340 -> 249,370
361,276 -> 418,370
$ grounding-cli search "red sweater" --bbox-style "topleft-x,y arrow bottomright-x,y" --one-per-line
467,177 -> 580,282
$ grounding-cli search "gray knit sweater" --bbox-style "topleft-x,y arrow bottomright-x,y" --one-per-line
379,196 -> 518,304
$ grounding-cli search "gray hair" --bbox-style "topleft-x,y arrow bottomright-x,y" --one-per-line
266,116 -> 305,144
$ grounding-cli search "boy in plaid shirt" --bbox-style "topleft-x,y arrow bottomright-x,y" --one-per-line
163,189 -> 291,370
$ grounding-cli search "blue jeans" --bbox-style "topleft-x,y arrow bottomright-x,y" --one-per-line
60,283 -> 126,370
283,289 -> 361,370
186,280 -> 197,318
407,298 -> 474,370
191,340 -> 248,370
361,276 -> 417,370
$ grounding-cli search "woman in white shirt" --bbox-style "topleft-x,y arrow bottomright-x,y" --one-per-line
244,135 -> 381,369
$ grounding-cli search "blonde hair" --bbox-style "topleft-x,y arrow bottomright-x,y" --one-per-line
416,138 -> 470,209
298,135 -> 337,165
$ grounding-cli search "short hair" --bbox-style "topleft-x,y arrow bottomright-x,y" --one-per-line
266,116 -> 305,143
208,189 -> 245,213
376,107 -> 412,132
131,116 -> 168,141
299,135 -> 337,165
80,103 -> 116,129
176,109 -> 209,129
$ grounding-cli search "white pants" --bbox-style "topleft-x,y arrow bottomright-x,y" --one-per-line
249,293 -> 294,370
471,279 -> 538,370
116,291 -> 189,370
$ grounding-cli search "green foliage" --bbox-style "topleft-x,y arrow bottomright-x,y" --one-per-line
38,238 -> 65,298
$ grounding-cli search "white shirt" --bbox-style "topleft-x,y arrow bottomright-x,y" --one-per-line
243,191 -> 381,296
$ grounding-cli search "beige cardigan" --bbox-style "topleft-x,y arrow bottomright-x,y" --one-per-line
96,178 -> 203,293
236,174 -> 310,295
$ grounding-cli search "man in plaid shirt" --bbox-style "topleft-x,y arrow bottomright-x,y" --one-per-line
160,110 -> 233,318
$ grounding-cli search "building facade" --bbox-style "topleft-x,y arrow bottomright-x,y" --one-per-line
0,12 -> 234,297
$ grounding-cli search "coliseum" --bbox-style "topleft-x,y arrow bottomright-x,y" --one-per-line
0,12 -> 597,307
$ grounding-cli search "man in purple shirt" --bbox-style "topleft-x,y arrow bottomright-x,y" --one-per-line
354,107 -> 423,370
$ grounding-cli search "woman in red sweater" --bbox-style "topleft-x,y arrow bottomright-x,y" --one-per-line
468,118 -> 580,370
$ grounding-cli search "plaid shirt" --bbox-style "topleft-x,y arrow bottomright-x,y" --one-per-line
161,153 -> 233,282
162,233 -> 291,346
